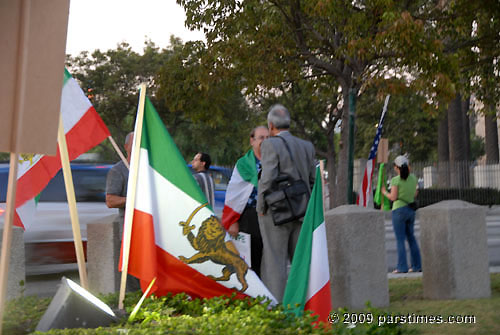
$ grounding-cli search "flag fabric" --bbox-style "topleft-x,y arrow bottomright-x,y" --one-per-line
122,97 -> 276,303
374,163 -> 391,211
221,150 -> 257,230
13,68 -> 110,229
283,166 -> 332,323
356,96 -> 390,207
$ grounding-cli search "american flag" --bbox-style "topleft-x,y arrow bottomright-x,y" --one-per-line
357,95 -> 390,207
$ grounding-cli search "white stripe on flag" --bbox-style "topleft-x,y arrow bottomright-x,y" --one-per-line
305,222 -> 330,301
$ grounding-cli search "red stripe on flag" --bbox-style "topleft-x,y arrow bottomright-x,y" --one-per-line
305,281 -> 332,323
359,163 -> 369,206
125,209 -> 248,299
13,210 -> 24,229
15,107 -> 110,208
221,205 -> 241,230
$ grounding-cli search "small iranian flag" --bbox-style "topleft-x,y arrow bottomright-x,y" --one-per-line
283,166 -> 332,323
221,150 -> 258,230
122,96 -> 276,302
13,68 -> 110,229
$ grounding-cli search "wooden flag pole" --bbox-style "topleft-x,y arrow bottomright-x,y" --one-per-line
108,136 -> 129,169
0,153 -> 19,335
57,115 -> 88,289
118,84 -> 147,310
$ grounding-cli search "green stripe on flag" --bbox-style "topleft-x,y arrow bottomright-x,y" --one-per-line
63,68 -> 72,86
140,97 -> 207,206
283,166 -> 323,317
236,149 -> 258,187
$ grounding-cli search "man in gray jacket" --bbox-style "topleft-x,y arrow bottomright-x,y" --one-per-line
257,104 -> 316,302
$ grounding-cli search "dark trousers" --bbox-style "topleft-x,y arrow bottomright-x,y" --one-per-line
239,206 -> 263,278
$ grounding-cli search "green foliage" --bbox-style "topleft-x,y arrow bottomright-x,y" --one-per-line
355,86 -> 439,162
66,39 -> 259,166
66,41 -> 171,161
156,40 -> 263,165
3,295 -> 51,335
8,291 -> 411,335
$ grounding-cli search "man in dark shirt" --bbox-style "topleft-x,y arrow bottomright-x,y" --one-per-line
191,152 -> 215,208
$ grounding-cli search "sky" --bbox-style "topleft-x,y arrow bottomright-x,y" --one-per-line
65,0 -> 204,55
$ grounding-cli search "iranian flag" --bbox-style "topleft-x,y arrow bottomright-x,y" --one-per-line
13,68 -> 110,229
121,96 -> 276,303
221,150 -> 257,230
283,166 -> 332,323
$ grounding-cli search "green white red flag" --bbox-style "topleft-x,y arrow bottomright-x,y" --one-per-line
283,166 -> 332,323
121,96 -> 276,303
12,68 -> 110,229
221,149 -> 257,230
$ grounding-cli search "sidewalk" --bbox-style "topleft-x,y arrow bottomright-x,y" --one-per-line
387,265 -> 500,279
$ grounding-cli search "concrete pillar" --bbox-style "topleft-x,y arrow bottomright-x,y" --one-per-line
325,205 -> 389,309
87,215 -> 122,294
0,226 -> 25,300
419,200 -> 491,300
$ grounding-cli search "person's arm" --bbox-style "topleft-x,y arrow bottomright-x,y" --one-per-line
105,166 -> 126,209
382,184 -> 398,202
227,221 -> 239,238
106,193 -> 126,208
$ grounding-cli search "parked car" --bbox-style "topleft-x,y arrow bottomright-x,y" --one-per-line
0,163 -> 231,271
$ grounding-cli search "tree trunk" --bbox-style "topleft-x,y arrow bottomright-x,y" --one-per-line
333,89 -> 351,207
326,130 -> 337,210
462,97 -> 471,162
437,114 -> 449,187
448,94 -> 468,188
485,109 -> 499,163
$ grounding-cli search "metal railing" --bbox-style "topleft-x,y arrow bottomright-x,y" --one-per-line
375,161 -> 500,206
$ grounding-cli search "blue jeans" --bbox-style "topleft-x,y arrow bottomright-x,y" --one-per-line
392,206 -> 421,272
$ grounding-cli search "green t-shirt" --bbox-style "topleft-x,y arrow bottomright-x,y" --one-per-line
390,174 -> 418,210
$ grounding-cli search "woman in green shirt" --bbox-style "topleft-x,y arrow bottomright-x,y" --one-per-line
382,155 -> 421,273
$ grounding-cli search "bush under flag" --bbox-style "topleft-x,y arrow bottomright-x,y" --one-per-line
121,95 -> 276,303
283,165 -> 332,323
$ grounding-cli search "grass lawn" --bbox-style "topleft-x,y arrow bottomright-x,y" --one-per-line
385,273 -> 500,334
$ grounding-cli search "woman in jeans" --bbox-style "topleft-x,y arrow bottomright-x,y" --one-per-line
382,155 -> 421,273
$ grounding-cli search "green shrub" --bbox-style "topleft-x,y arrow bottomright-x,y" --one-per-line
3,292 -> 413,335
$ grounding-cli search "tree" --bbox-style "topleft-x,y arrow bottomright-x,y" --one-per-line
66,39 -> 256,165
155,38 -> 264,165
178,0 -> 461,206
355,86 -> 439,162
66,41 -> 172,160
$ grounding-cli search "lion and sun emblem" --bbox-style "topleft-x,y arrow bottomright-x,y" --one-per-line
178,203 -> 249,292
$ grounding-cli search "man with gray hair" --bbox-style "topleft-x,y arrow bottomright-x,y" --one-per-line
257,104 -> 316,302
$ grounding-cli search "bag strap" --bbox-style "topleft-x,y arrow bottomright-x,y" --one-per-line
275,135 -> 306,183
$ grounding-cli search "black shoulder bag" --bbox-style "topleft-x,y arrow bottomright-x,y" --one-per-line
400,198 -> 418,211
263,136 -> 311,225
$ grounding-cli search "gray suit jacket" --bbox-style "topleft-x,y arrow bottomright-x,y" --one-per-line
257,131 -> 316,215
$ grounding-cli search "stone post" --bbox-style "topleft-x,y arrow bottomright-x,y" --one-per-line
0,226 -> 25,300
87,215 -> 122,294
325,205 -> 389,309
419,200 -> 491,299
